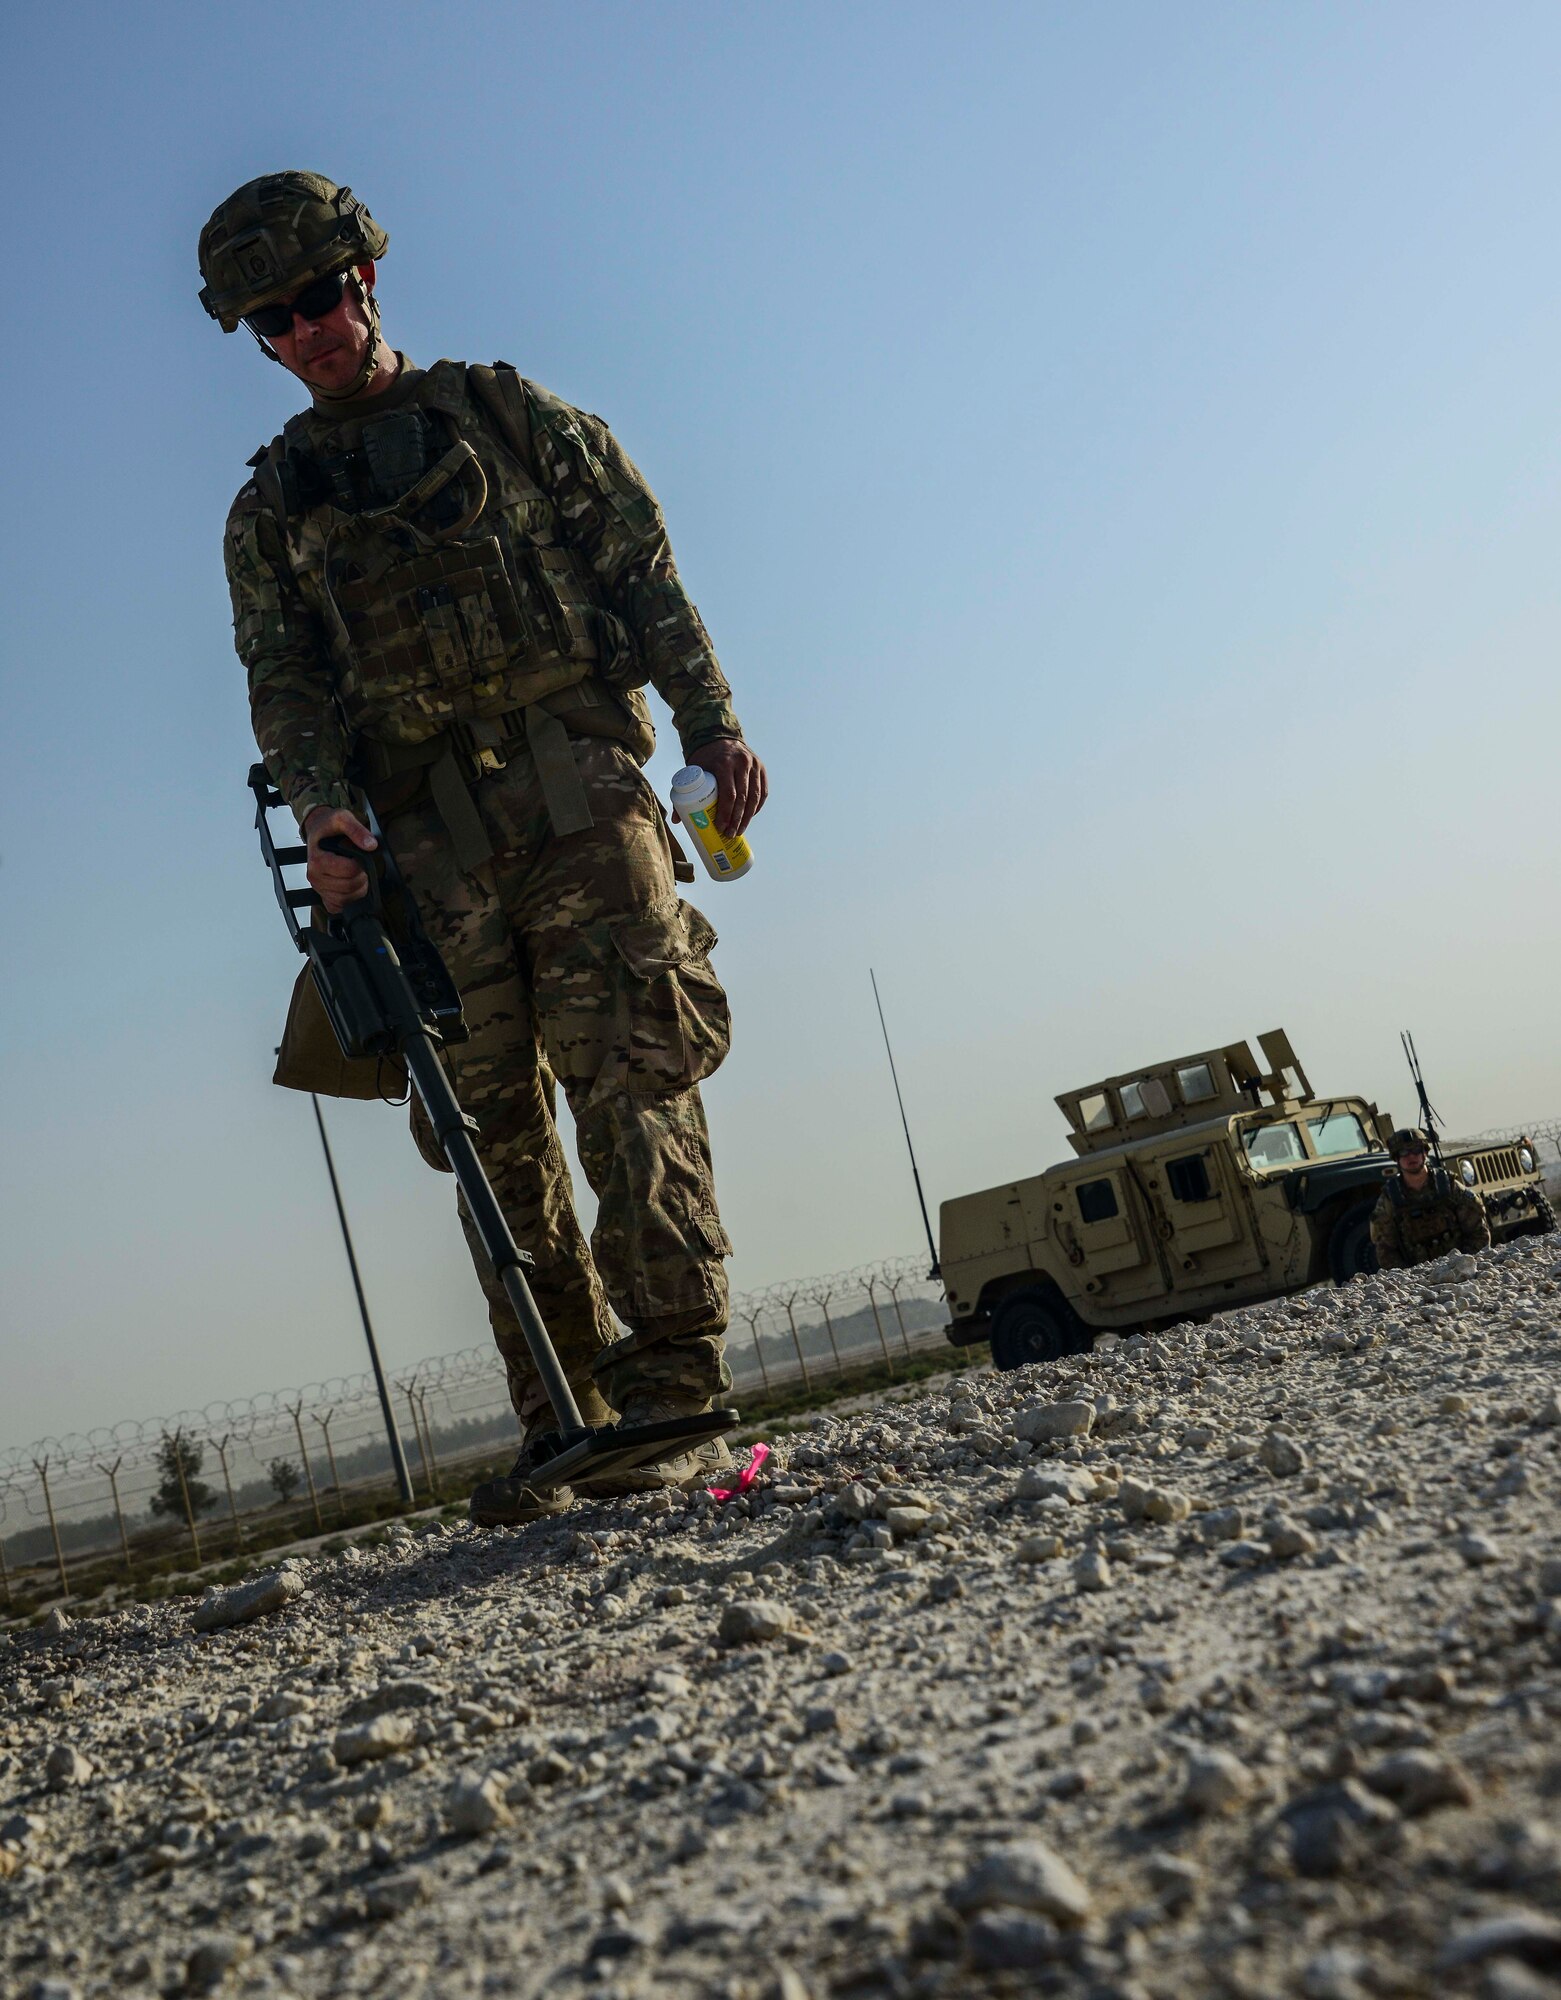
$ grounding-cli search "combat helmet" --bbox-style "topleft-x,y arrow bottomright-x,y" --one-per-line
198,173 -> 388,397
1387,1127 -> 1431,1158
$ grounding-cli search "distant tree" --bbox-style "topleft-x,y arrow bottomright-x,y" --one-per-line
267,1457 -> 302,1505
149,1429 -> 216,1520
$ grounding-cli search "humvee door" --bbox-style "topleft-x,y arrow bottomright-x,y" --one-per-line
1127,1129 -> 1268,1294
1050,1163 -> 1168,1308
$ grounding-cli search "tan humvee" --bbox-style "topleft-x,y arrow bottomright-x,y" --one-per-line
941,1029 -> 1554,1371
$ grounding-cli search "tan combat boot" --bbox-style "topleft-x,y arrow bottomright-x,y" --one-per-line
467,1382 -> 614,1528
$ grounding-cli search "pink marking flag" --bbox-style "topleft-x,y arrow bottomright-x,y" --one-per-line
708,1441 -> 770,1503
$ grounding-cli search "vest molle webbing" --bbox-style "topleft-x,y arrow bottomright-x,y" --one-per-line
245,363 -> 639,848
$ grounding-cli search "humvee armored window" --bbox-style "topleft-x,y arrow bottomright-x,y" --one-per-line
1243,1122 -> 1305,1169
1121,1077 -> 1173,1121
939,1026 -> 1554,1372
1307,1110 -> 1371,1158
1166,1153 -> 1215,1202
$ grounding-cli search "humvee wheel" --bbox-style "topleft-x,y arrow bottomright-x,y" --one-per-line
1328,1199 -> 1379,1284
990,1289 -> 1087,1371
1522,1191 -> 1556,1237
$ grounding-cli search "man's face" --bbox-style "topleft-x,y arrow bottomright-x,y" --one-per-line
260,262 -> 377,393
1398,1145 -> 1429,1189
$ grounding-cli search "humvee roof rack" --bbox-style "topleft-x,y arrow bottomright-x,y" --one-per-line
1057,1029 -> 1315,1156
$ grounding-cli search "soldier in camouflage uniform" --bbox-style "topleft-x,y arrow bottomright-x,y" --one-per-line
1370,1128 -> 1491,1270
200,173 -> 767,1522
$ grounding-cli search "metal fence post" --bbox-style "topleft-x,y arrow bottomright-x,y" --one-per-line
95,1457 -> 133,1578
288,1401 -> 324,1533
865,1277 -> 895,1374
32,1457 -> 72,1599
315,1410 -> 348,1521
806,1287 -> 841,1377
787,1288 -> 835,1375
884,1269 -> 915,1357
777,1291 -> 811,1391
399,1380 -> 434,1498
413,1388 -> 441,1499
0,1482 -> 21,1611
166,1429 -> 204,1565
211,1436 -> 245,1552
740,1307 -> 771,1390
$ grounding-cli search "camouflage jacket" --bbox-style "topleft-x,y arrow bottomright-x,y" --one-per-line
1369,1170 -> 1491,1269
223,356 -> 742,826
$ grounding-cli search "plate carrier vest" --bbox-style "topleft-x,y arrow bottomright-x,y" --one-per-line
247,362 -> 643,866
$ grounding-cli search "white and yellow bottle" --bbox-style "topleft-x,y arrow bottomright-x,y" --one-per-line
670,765 -> 753,882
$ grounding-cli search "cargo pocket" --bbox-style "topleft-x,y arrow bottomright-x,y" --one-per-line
610,901 -> 730,1092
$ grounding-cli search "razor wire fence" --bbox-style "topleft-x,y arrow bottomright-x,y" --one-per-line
0,1253 -> 946,1609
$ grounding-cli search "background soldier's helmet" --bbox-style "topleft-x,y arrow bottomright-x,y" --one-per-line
198,172 -> 388,331
1388,1127 -> 1431,1158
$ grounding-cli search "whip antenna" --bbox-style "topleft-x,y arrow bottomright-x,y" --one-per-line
1400,1029 -> 1443,1162
871,968 -> 940,1280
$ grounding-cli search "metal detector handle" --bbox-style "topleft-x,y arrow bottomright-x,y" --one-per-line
318,833 -> 383,916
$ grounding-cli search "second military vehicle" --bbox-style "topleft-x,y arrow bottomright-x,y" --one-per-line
941,1029 -> 1553,1370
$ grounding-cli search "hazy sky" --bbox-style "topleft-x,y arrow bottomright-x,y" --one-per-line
4,1 -> 1560,1448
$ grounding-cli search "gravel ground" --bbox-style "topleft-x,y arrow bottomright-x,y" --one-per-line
4,1238 -> 1561,2000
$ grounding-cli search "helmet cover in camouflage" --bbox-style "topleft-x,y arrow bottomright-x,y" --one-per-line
198,172 -> 388,331
1388,1127 -> 1431,1158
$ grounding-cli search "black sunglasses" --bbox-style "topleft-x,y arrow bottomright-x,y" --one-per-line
243,269 -> 351,339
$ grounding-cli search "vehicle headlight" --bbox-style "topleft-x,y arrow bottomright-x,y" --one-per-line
1460,1159 -> 1477,1188
1519,1147 -> 1535,1173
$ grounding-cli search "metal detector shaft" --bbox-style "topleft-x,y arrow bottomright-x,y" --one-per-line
329,896 -> 588,1444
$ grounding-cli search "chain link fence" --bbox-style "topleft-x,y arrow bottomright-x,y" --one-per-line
0,1253 -> 946,1610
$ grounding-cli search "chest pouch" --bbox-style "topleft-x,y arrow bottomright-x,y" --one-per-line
521,542 -> 605,663
323,441 -> 537,701
362,410 -> 431,499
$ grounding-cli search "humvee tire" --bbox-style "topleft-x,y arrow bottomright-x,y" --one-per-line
1328,1199 -> 1379,1284
990,1287 -> 1090,1371
1524,1191 -> 1557,1237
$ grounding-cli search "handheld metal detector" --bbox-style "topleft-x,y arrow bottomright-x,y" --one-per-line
249,765 -> 738,1493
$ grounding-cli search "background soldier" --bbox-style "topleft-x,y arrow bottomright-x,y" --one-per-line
1370,1128 -> 1491,1270
200,173 -> 767,1522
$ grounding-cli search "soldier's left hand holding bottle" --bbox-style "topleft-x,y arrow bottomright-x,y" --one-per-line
680,738 -> 768,839
303,805 -> 378,915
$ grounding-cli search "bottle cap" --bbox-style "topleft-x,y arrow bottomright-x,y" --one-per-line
670,765 -> 717,806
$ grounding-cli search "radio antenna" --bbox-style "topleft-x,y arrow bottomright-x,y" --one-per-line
871,969 -> 940,1280
1400,1029 -> 1443,1163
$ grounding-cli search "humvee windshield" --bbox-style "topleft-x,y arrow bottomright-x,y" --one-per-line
1242,1109 -> 1373,1171
1243,1122 -> 1305,1169
1305,1109 -> 1371,1158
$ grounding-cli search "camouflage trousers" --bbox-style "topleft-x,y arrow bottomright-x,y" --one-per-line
383,737 -> 733,1418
